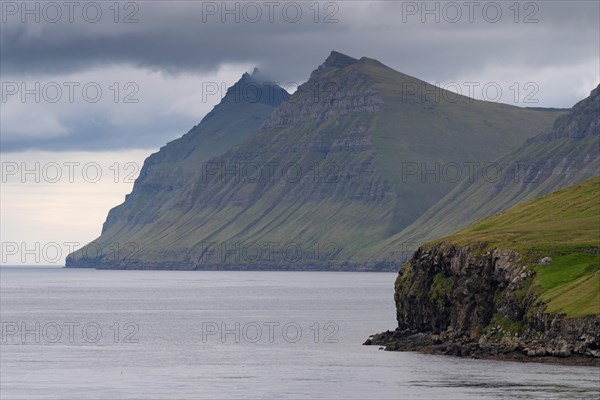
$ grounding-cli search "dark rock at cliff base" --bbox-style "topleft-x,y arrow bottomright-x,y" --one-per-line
365,329 -> 599,366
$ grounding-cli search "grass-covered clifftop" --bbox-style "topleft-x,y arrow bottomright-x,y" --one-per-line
441,176 -> 600,317
367,177 -> 600,363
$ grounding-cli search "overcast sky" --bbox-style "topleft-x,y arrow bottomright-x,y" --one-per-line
2,0 -> 599,152
1,0 -> 599,264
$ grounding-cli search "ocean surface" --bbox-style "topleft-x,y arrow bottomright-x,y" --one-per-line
1,267 -> 598,400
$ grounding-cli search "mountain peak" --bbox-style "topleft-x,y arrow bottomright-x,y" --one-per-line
309,51 -> 359,79
324,51 -> 359,68
225,70 -> 289,106
240,67 -> 271,84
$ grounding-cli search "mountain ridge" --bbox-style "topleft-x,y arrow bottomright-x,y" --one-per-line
373,84 -> 600,259
66,51 -> 564,270
100,71 -> 289,234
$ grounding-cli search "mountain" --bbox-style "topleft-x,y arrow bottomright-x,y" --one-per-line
66,70 -> 289,266
365,177 -> 600,364
374,85 -> 600,259
66,51 -> 562,270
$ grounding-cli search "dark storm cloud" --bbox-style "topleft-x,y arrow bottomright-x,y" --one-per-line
2,1 -> 597,81
1,0 -> 598,152
1,1 -> 346,81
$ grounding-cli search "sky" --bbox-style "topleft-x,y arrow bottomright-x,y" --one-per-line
1,0 -> 599,264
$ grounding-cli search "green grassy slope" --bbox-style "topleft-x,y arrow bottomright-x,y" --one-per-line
368,60 -> 565,234
374,85 -> 599,260
439,177 -> 600,317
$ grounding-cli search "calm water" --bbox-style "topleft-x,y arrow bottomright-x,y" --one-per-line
1,267 -> 598,400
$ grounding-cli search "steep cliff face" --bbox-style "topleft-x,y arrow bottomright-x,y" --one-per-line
529,85 -> 599,142
366,178 -> 600,364
66,71 -> 289,268
100,70 -> 289,233
370,245 -> 600,361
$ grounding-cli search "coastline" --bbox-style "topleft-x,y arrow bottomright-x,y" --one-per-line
364,329 -> 600,367
63,262 -> 400,272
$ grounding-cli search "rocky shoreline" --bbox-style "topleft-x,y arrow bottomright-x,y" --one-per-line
65,261 -> 398,272
364,329 -> 600,367
364,243 -> 600,367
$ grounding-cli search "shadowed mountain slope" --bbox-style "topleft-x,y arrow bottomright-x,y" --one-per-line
373,84 -> 599,262
67,51 -> 563,270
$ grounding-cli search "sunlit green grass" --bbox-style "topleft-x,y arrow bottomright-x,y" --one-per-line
435,177 -> 600,317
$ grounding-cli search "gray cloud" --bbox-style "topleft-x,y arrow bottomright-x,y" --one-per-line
1,114 -> 190,152
1,0 -> 599,152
